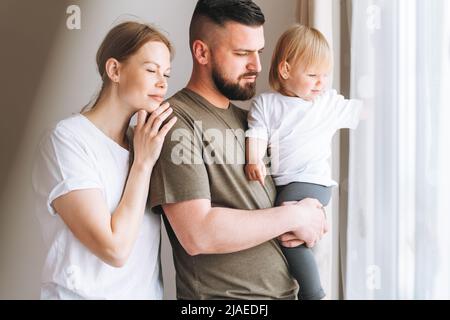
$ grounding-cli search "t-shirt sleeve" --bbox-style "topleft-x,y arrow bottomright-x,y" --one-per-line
32,126 -> 103,216
245,96 -> 270,141
149,115 -> 211,214
329,90 -> 363,129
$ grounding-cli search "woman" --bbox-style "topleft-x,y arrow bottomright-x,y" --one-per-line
32,21 -> 177,299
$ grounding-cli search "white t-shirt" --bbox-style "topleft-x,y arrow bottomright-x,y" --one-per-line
32,114 -> 163,299
246,90 -> 362,187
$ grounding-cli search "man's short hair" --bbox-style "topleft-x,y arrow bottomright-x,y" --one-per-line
189,0 -> 265,48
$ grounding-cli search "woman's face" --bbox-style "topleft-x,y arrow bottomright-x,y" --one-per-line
117,41 -> 171,113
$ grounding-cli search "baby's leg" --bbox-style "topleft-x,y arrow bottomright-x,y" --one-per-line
275,182 -> 331,300
281,245 -> 325,300
275,182 -> 331,207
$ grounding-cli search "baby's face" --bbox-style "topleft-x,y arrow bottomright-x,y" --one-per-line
284,64 -> 331,101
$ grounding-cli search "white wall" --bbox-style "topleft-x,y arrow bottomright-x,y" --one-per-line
0,0 -> 299,299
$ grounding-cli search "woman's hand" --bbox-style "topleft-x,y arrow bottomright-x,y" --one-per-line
133,103 -> 177,170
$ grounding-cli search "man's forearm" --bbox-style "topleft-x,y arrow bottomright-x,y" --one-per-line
164,197 -> 324,256
189,205 -> 299,255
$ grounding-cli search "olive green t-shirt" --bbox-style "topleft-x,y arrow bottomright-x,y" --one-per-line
150,88 -> 297,300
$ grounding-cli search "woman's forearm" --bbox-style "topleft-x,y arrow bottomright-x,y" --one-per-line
109,163 -> 153,263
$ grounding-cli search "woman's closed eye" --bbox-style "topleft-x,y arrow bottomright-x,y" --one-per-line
147,69 -> 170,78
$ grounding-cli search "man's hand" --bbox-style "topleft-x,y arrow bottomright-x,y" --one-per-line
278,199 -> 329,248
278,231 -> 305,247
245,161 -> 267,186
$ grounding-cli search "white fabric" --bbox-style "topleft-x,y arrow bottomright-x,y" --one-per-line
346,0 -> 450,299
246,90 -> 362,187
32,114 -> 163,300
297,0 -> 339,299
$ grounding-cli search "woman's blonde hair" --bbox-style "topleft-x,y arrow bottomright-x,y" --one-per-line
269,24 -> 332,93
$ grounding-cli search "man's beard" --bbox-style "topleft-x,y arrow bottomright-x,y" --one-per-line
211,64 -> 258,101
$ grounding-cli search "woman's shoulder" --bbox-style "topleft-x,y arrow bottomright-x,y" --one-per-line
54,113 -> 88,132
38,114 -> 91,153
44,113 -> 84,136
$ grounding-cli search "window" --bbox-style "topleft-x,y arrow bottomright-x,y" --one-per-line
346,0 -> 450,299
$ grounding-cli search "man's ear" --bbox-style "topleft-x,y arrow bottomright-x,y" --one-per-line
105,58 -> 121,83
192,40 -> 209,65
278,61 -> 291,80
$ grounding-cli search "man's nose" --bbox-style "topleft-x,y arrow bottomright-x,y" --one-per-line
248,52 -> 262,73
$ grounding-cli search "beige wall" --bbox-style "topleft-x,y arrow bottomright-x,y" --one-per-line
0,0 -> 299,299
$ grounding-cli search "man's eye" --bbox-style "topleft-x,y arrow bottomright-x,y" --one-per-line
147,69 -> 156,73
164,74 -> 171,78
236,52 -> 248,56
308,74 -> 317,77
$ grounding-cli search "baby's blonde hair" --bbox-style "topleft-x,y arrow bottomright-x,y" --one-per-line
269,24 -> 332,93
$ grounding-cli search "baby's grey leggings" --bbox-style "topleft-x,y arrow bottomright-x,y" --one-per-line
275,181 -> 332,300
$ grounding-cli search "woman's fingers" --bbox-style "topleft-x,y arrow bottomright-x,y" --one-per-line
145,102 -> 171,130
156,116 -> 177,139
150,107 -> 173,136
136,110 -> 147,130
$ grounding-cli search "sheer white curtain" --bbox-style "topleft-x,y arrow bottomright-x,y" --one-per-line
298,0 -> 338,299
346,0 -> 450,299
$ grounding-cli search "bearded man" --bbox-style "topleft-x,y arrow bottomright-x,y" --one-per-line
149,0 -> 326,300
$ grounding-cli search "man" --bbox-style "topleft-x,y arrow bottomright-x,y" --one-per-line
150,0 -> 327,299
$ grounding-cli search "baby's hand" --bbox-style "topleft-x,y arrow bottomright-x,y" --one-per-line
245,161 -> 267,186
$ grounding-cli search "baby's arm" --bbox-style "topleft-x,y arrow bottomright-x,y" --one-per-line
245,137 -> 268,186
245,95 -> 271,186
330,90 -> 364,129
